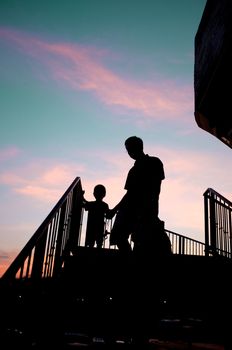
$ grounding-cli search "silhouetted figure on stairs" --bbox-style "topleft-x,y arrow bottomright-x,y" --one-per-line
83,184 -> 110,248
109,136 -> 168,256
107,136 -> 172,344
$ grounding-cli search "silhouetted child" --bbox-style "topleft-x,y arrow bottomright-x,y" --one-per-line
83,184 -> 109,248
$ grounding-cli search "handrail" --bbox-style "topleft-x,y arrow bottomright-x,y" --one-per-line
204,188 -> 232,207
1,177 -> 83,282
165,229 -> 205,256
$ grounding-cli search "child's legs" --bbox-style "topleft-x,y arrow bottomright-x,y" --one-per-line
85,231 -> 95,247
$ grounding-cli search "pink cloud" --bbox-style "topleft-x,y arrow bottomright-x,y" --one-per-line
41,165 -> 80,185
12,164 -> 85,202
0,172 -> 25,185
0,27 -> 192,120
15,185 -> 62,202
0,159 -> 86,203
0,146 -> 21,162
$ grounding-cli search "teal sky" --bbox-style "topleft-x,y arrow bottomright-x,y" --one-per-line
1,0 -> 231,276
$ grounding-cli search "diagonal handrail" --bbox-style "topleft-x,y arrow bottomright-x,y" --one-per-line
1,177 -> 84,283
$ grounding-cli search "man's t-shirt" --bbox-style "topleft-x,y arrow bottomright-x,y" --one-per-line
124,154 -> 165,216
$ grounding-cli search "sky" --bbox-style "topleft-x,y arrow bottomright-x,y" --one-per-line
0,0 -> 231,277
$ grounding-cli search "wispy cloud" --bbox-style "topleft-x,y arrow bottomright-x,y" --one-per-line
0,159 -> 86,203
0,27 -> 192,120
0,146 -> 21,162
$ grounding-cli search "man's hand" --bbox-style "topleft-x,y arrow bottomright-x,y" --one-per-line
106,208 -> 117,219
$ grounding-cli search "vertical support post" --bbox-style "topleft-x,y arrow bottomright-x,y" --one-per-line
53,201 -> 67,278
69,179 -> 84,250
31,230 -> 47,279
229,210 -> 232,258
204,193 -> 209,256
209,193 -> 217,255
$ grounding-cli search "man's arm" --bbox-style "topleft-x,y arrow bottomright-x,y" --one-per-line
107,192 -> 128,219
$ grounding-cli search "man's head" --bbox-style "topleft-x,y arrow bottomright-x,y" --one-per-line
125,136 -> 144,160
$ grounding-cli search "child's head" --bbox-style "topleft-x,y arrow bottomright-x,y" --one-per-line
93,184 -> 106,200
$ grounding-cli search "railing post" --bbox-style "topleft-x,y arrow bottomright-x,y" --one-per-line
204,192 -> 209,256
178,236 -> 185,254
31,230 -> 47,279
69,180 -> 84,249
209,192 -> 217,255
229,213 -> 232,258
182,236 -> 185,254
53,201 -> 67,278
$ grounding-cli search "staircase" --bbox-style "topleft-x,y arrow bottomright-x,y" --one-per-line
0,177 -> 231,349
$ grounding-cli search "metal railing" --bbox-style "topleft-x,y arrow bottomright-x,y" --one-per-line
79,211 -> 206,256
204,188 -> 232,258
1,177 -> 83,282
1,177 -> 211,283
165,229 -> 205,256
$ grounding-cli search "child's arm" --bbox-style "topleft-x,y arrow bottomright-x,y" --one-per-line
82,190 -> 89,209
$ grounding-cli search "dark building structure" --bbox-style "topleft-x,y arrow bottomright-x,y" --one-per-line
194,0 -> 232,149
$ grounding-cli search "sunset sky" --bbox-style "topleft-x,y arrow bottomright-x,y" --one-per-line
1,0 -> 231,277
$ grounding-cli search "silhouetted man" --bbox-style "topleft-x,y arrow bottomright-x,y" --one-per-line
109,136 -> 165,254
